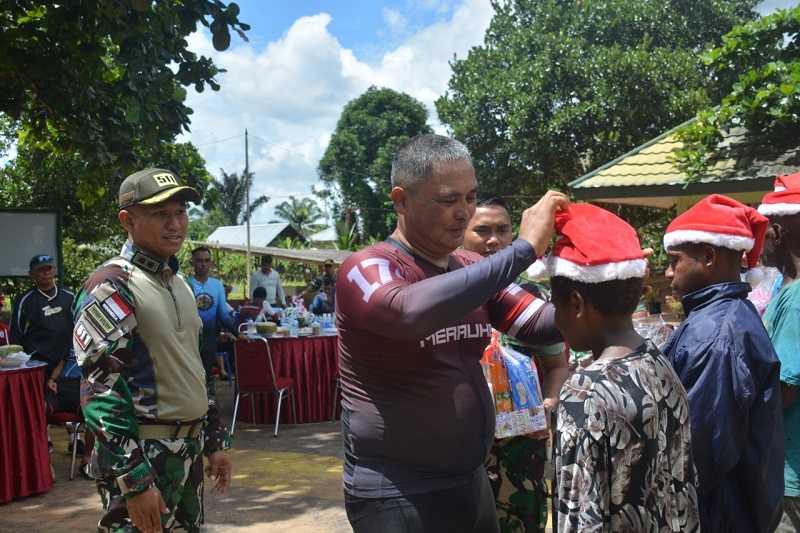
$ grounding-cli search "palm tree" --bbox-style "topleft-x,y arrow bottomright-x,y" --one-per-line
334,220 -> 359,251
273,196 -> 325,236
202,169 -> 269,225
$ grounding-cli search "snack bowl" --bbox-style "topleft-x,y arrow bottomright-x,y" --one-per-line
255,322 -> 277,335
0,350 -> 30,368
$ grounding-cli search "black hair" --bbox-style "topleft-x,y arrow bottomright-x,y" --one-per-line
261,254 -> 273,265
550,276 -> 643,316
671,242 -> 743,271
477,197 -> 509,210
191,245 -> 211,257
252,287 -> 267,299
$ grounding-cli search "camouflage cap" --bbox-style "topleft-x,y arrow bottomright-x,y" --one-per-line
118,168 -> 201,209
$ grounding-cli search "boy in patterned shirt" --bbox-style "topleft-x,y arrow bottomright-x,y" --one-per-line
546,203 -> 699,533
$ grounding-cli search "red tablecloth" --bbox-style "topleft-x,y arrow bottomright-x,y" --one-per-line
0,365 -> 52,504
236,335 -> 339,425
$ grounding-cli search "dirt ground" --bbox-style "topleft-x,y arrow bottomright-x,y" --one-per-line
0,384 -> 351,532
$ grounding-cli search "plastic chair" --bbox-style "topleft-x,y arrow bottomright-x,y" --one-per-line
231,337 -> 297,437
47,411 -> 84,480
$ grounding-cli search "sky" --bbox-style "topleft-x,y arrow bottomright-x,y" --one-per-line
181,0 -> 796,225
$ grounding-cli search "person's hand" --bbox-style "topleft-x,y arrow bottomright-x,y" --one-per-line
205,451 -> 232,493
47,378 -> 58,393
518,191 -> 570,256
530,397 -> 558,439
126,487 -> 167,533
542,397 -> 558,415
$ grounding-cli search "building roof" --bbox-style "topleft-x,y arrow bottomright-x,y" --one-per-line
308,226 -> 337,242
568,118 -> 800,209
206,222 -> 301,248
192,240 -> 352,265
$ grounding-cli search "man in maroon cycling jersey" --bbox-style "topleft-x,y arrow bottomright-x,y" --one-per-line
337,134 -> 568,533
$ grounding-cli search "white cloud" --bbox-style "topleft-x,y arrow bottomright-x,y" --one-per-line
757,0 -> 796,14
411,0 -> 451,14
183,0 -> 494,223
383,7 -> 408,34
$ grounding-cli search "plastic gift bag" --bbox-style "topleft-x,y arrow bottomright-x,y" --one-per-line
481,332 -> 547,438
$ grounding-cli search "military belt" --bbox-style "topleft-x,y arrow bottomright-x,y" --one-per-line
138,417 -> 205,440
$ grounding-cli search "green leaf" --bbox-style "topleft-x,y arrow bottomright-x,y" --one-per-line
212,27 -> 231,51
124,98 -> 141,124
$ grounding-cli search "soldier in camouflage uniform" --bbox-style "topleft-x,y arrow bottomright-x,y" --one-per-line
464,197 -> 570,533
73,168 -> 232,533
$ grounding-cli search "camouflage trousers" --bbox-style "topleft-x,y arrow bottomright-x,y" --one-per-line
96,437 -> 204,533
485,436 -> 548,533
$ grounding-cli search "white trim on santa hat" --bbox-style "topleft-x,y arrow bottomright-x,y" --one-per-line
663,229 -> 754,252
531,256 -> 647,283
526,259 -> 548,280
757,203 -> 800,217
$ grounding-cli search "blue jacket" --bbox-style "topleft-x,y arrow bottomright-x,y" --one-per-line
663,282 -> 784,533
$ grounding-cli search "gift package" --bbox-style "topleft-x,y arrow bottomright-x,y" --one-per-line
481,332 -> 547,438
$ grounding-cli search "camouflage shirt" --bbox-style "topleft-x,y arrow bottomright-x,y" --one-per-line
73,241 -> 229,497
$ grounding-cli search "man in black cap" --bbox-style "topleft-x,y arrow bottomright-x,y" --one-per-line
10,254 -> 84,464
301,258 -> 337,308
73,168 -> 232,533
11,254 -> 75,380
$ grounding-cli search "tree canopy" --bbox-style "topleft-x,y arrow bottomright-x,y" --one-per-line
675,5 -> 800,178
273,196 -> 325,237
0,0 -> 248,205
318,86 -> 432,239
436,0 -> 760,209
202,169 -> 269,226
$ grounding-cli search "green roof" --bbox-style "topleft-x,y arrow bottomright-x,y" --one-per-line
568,119 -> 800,209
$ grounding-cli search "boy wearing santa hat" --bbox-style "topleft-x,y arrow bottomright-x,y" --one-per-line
760,173 -> 800,532
662,194 -> 783,533
546,203 -> 698,532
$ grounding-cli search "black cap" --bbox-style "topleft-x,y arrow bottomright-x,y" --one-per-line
118,168 -> 201,209
29,254 -> 55,272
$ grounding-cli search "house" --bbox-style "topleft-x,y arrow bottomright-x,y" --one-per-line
568,118 -> 800,212
308,226 -> 337,245
206,222 -> 304,248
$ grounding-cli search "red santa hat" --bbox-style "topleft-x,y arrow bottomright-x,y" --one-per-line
526,203 -> 647,282
663,194 -> 768,268
758,172 -> 800,217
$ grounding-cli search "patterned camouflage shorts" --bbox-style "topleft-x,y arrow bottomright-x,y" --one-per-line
95,437 -> 204,533
485,436 -> 548,533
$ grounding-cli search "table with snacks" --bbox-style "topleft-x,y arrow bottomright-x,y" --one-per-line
0,349 -> 53,504
235,331 -> 339,425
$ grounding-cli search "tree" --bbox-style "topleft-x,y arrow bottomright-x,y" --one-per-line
273,196 -> 325,236
0,1 -> 249,206
334,220 -> 359,251
0,139 -> 214,243
202,169 -> 269,226
318,86 -> 433,239
436,0 -> 759,211
675,6 -> 800,178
